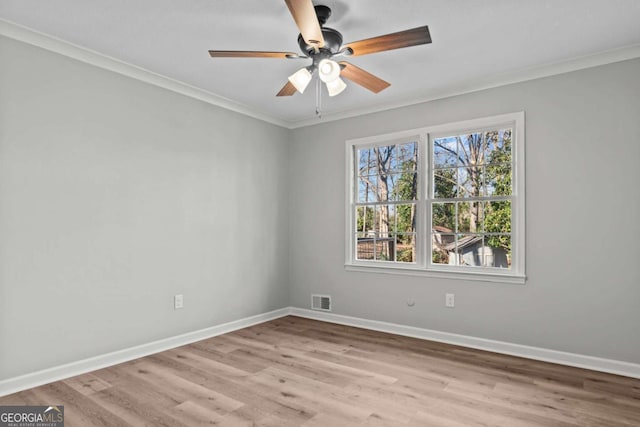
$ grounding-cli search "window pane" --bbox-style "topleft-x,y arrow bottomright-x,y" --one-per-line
432,247 -> 450,265
434,169 -> 457,198
485,127 -> 513,197
374,233 -> 394,261
432,202 -> 455,231
458,166 -> 484,198
388,173 -> 417,201
375,176 -> 391,202
455,234 -> 483,266
486,163 -> 512,196
387,204 -> 397,232
396,233 -> 416,263
390,142 -> 418,173
484,234 -> 511,269
356,206 -> 375,235
356,233 -> 397,261
481,237 -> 489,267
359,174 -> 400,203
358,144 -> 417,202
357,147 -> 376,175
374,205 -> 392,233
484,200 -> 511,234
432,230 -> 454,265
486,129 -> 512,165
481,237 -> 494,267
458,133 -> 485,166
358,175 -> 378,202
433,137 -> 458,168
457,201 -> 483,233
356,205 -> 416,264
356,235 -> 375,260
394,204 -> 416,233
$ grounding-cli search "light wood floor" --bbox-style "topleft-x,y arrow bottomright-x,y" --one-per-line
1,316 -> 639,426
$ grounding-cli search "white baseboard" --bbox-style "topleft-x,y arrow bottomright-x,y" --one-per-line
2,306 -> 638,397
289,307 -> 640,379
0,308 -> 290,397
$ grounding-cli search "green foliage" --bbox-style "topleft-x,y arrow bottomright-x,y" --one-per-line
356,207 -> 374,233
396,204 -> 412,232
391,150 -> 417,231
484,131 -> 512,253
432,169 -> 456,231
432,250 -> 448,264
397,248 -> 413,263
485,201 -> 511,250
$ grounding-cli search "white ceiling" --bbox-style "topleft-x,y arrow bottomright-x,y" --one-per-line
1,0 -> 640,126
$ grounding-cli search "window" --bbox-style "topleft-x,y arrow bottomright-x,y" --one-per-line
355,140 -> 418,263
345,113 -> 525,283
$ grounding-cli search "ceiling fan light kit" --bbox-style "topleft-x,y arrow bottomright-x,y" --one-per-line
208,0 -> 432,110
288,67 -> 313,93
318,59 -> 340,83
325,76 -> 347,97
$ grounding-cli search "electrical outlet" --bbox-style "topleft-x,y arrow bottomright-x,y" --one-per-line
174,294 -> 184,310
445,293 -> 455,308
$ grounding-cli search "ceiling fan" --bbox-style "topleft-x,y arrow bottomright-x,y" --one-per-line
208,0 -> 432,98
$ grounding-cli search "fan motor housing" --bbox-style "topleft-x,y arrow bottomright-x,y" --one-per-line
298,27 -> 343,56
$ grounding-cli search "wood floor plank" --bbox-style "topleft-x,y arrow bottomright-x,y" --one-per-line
32,382 -> 130,427
62,373 -> 112,396
147,352 -> 317,424
120,360 -> 245,415
248,366 -> 373,424
1,316 -> 639,426
90,389 -> 166,426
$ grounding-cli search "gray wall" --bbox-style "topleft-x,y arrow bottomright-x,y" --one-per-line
289,59 -> 640,364
0,36 -> 290,380
1,32 -> 639,382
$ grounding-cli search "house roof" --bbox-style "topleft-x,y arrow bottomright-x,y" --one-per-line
433,225 -> 453,233
444,235 -> 483,252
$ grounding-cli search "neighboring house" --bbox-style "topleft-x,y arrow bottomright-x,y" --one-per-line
432,227 -> 509,268
444,235 -> 509,268
432,226 -> 455,246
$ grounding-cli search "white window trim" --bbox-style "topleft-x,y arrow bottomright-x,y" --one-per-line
345,112 -> 526,284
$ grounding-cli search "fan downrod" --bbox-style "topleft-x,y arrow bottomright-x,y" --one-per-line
314,5 -> 331,26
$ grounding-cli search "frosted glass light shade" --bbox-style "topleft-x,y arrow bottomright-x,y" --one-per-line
288,68 -> 312,93
325,77 -> 347,97
318,59 -> 341,83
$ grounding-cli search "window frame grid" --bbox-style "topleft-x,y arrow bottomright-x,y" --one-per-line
427,127 -> 515,274
351,135 -> 424,266
345,112 -> 525,284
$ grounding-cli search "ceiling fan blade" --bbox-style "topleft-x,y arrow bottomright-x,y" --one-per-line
284,0 -> 325,48
343,26 -> 431,57
339,62 -> 390,93
276,81 -> 297,97
209,50 -> 301,59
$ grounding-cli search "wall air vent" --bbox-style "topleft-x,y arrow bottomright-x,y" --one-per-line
311,294 -> 331,311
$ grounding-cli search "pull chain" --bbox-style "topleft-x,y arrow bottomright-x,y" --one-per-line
315,78 -> 322,119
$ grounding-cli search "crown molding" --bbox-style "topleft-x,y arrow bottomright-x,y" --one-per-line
2,18 -> 639,130
0,18 -> 292,129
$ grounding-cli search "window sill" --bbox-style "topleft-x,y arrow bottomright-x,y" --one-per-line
344,263 -> 526,284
